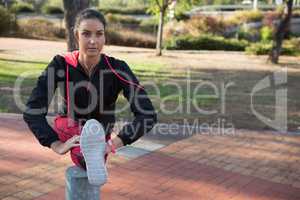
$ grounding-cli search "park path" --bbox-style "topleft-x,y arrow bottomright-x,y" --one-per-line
0,114 -> 299,200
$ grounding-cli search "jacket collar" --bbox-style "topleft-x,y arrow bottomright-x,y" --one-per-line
62,50 -> 79,68
62,50 -> 106,69
62,51 -> 108,78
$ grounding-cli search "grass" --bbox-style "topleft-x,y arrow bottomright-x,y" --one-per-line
0,59 -> 44,85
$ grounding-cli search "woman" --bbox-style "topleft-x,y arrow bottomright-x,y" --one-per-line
23,8 -> 157,186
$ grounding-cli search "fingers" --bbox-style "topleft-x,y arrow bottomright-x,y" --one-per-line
71,143 -> 80,147
74,135 -> 80,143
73,135 -> 80,141
69,135 -> 80,144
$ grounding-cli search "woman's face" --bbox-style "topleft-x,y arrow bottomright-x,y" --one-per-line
75,18 -> 105,58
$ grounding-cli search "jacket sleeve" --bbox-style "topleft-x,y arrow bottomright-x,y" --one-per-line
116,61 -> 157,145
23,56 -> 60,148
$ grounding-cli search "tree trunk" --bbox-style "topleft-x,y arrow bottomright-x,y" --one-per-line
269,0 -> 293,64
253,0 -> 258,10
63,0 -> 89,51
156,8 -> 165,56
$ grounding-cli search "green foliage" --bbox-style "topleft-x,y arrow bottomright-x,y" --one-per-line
0,6 -> 15,35
106,27 -> 156,48
104,13 -> 157,35
174,12 -> 190,21
226,10 -> 263,27
164,34 -> 249,51
21,0 -> 48,13
139,18 -> 157,34
42,5 -> 63,15
235,26 -> 260,42
279,38 -> 300,56
105,13 -> 141,25
99,0 -> 148,8
173,0 -> 200,20
99,6 -> 147,15
147,0 -> 201,16
164,15 -> 226,39
196,0 -> 240,5
260,26 -> 273,43
246,42 -> 272,55
174,0 -> 191,14
147,0 -> 160,16
288,38 -> 300,50
246,39 -> 300,56
293,9 -> 300,18
240,10 -> 263,22
46,0 -> 63,8
11,2 -> 34,13
213,0 -> 237,5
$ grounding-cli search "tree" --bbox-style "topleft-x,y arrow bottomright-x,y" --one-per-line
149,0 -> 200,56
269,0 -> 293,64
63,0 -> 89,51
253,0 -> 258,10
150,0 -> 173,56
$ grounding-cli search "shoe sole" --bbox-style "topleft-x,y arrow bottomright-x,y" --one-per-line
80,119 -> 107,186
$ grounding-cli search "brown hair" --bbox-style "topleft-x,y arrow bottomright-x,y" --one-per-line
74,8 -> 106,33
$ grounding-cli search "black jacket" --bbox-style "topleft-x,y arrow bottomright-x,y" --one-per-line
23,51 -> 157,147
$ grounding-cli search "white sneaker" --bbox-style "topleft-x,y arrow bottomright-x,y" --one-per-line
80,119 -> 107,186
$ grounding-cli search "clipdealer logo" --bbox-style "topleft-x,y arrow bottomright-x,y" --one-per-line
250,68 -> 287,132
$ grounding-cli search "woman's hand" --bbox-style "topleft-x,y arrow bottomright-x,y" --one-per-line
104,135 -> 123,155
50,135 -> 80,155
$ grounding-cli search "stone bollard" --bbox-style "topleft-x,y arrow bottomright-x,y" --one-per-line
65,166 -> 100,200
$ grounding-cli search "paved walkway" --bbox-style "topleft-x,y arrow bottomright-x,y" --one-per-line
0,114 -> 300,200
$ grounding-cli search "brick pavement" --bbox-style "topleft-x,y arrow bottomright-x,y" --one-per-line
0,114 -> 300,200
